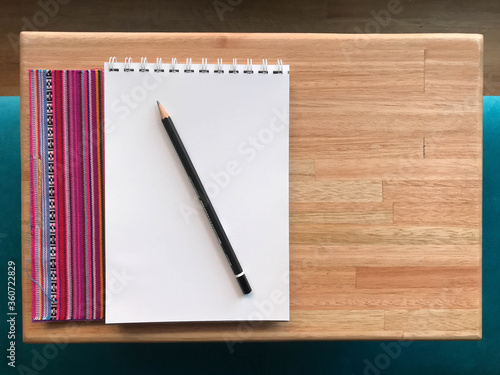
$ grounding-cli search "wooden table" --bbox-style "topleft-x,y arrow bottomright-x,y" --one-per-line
21,32 -> 482,343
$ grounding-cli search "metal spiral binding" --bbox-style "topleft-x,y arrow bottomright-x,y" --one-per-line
244,59 -> 254,74
214,58 -> 224,74
273,59 -> 283,74
229,58 -> 239,74
184,58 -> 194,73
108,57 -> 285,74
139,57 -> 149,72
169,58 -> 179,73
258,59 -> 268,74
124,57 -> 134,72
199,58 -> 209,73
108,56 -> 118,72
154,58 -> 164,72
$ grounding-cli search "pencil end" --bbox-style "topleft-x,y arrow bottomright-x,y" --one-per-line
236,274 -> 252,295
156,101 -> 169,119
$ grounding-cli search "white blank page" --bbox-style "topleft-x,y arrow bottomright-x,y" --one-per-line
104,63 -> 289,323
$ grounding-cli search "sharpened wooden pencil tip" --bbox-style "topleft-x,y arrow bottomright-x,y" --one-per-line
157,101 -> 169,119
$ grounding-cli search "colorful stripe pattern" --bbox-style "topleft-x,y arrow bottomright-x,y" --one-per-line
29,70 -> 105,321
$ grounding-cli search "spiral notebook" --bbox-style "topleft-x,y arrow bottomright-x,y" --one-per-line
104,58 -> 290,323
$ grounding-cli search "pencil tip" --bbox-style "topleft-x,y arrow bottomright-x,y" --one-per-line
156,101 -> 169,119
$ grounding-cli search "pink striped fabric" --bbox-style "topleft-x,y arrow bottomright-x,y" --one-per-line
29,70 -> 104,321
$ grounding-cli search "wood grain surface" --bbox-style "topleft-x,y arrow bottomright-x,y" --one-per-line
2,0 -> 500,96
20,32 -> 482,343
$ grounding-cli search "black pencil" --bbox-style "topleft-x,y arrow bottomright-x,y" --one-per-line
156,101 -> 252,295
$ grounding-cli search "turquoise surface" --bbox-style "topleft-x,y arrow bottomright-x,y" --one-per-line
1,96 -> 498,374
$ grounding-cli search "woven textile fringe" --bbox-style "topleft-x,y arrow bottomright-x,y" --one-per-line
29,70 -> 104,321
